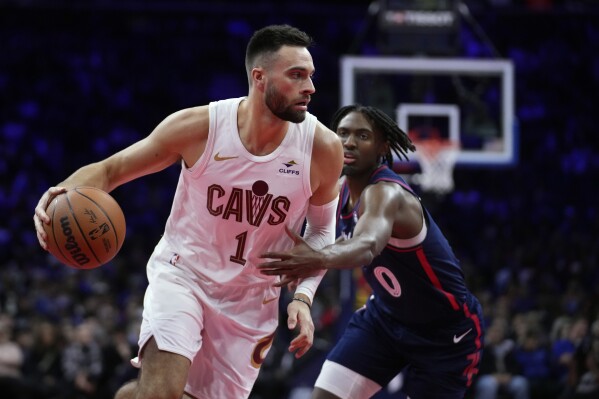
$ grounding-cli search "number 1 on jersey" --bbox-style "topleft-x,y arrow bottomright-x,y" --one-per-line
230,231 -> 247,265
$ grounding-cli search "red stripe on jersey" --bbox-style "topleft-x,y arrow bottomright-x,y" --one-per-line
416,247 -> 460,310
461,302 -> 483,386
463,302 -> 483,350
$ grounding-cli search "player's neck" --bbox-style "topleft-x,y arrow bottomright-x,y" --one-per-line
345,164 -> 380,205
238,97 -> 289,156
345,175 -> 370,208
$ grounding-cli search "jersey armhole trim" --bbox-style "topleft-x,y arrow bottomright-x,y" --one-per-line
388,203 -> 427,248
185,101 -> 220,177
303,114 -> 316,199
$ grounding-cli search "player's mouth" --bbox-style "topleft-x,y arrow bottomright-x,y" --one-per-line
343,152 -> 357,165
294,98 -> 310,111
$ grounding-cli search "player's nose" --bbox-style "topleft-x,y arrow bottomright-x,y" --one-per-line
302,77 -> 315,94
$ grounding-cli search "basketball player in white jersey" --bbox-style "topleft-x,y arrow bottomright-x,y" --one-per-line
33,24 -> 343,399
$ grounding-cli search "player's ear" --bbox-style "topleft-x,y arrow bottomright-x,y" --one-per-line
252,67 -> 265,90
379,141 -> 390,159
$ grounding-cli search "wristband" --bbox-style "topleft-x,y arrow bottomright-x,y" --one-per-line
292,297 -> 312,309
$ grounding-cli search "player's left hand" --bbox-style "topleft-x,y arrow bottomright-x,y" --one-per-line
286,294 -> 314,358
259,226 -> 325,287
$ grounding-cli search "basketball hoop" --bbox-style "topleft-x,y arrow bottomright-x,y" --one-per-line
411,138 -> 459,195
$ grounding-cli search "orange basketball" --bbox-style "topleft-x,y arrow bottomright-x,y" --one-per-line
43,186 -> 126,269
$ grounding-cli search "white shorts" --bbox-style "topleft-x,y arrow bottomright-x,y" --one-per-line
133,239 -> 280,399
314,360 -> 382,399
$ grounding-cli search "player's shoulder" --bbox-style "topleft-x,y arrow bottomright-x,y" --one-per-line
362,178 -> 413,210
313,119 -> 338,139
311,121 -> 343,175
167,105 -> 210,127
155,105 -> 210,139
313,120 -> 343,154
149,105 -> 211,152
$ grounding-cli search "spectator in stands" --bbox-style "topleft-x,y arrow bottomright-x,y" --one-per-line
475,317 -> 529,399
0,314 -> 25,399
99,327 -> 137,398
550,315 -> 589,396
22,319 -> 65,399
568,318 -> 599,399
514,325 -> 561,399
62,319 -> 103,399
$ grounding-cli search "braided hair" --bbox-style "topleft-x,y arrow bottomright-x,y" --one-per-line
331,104 -> 416,168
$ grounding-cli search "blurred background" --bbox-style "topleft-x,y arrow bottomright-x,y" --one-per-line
1,0 -> 598,398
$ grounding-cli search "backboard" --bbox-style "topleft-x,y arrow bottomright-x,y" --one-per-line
340,56 -> 517,166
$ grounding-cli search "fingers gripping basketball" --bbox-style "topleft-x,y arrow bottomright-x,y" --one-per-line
43,187 -> 126,269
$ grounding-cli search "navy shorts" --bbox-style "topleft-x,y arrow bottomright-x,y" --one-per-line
326,295 -> 484,399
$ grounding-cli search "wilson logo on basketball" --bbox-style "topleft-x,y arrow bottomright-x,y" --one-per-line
59,216 -> 91,266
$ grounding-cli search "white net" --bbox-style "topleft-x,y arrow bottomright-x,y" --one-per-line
412,139 -> 459,195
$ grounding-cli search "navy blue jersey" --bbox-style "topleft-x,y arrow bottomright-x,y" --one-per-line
327,165 -> 484,396
337,165 -> 470,327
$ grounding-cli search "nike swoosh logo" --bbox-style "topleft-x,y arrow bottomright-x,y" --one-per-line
214,152 -> 238,161
262,297 -> 278,305
453,328 -> 473,344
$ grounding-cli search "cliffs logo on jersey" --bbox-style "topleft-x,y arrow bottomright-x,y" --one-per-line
278,160 -> 300,176
206,180 -> 290,227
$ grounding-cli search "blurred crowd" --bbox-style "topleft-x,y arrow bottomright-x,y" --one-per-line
1,2 -> 598,399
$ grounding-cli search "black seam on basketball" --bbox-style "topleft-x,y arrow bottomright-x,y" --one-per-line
75,187 -> 122,251
66,190 -> 102,266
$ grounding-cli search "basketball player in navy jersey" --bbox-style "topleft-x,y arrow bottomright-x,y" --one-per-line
259,104 -> 485,399
33,25 -> 343,399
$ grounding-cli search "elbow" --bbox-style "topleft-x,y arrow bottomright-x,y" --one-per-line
361,238 -> 379,265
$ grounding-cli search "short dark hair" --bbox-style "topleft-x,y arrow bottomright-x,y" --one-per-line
331,104 -> 416,167
245,24 -> 313,79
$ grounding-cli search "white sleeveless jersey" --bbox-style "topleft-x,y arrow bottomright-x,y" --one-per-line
160,97 -> 314,290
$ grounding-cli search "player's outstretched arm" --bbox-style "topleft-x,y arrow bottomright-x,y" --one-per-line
34,106 -> 209,249
259,182 -> 402,276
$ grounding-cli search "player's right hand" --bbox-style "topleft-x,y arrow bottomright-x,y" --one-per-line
286,295 -> 314,358
34,186 -> 67,250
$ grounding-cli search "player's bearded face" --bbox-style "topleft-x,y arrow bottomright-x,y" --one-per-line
265,83 -> 306,123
